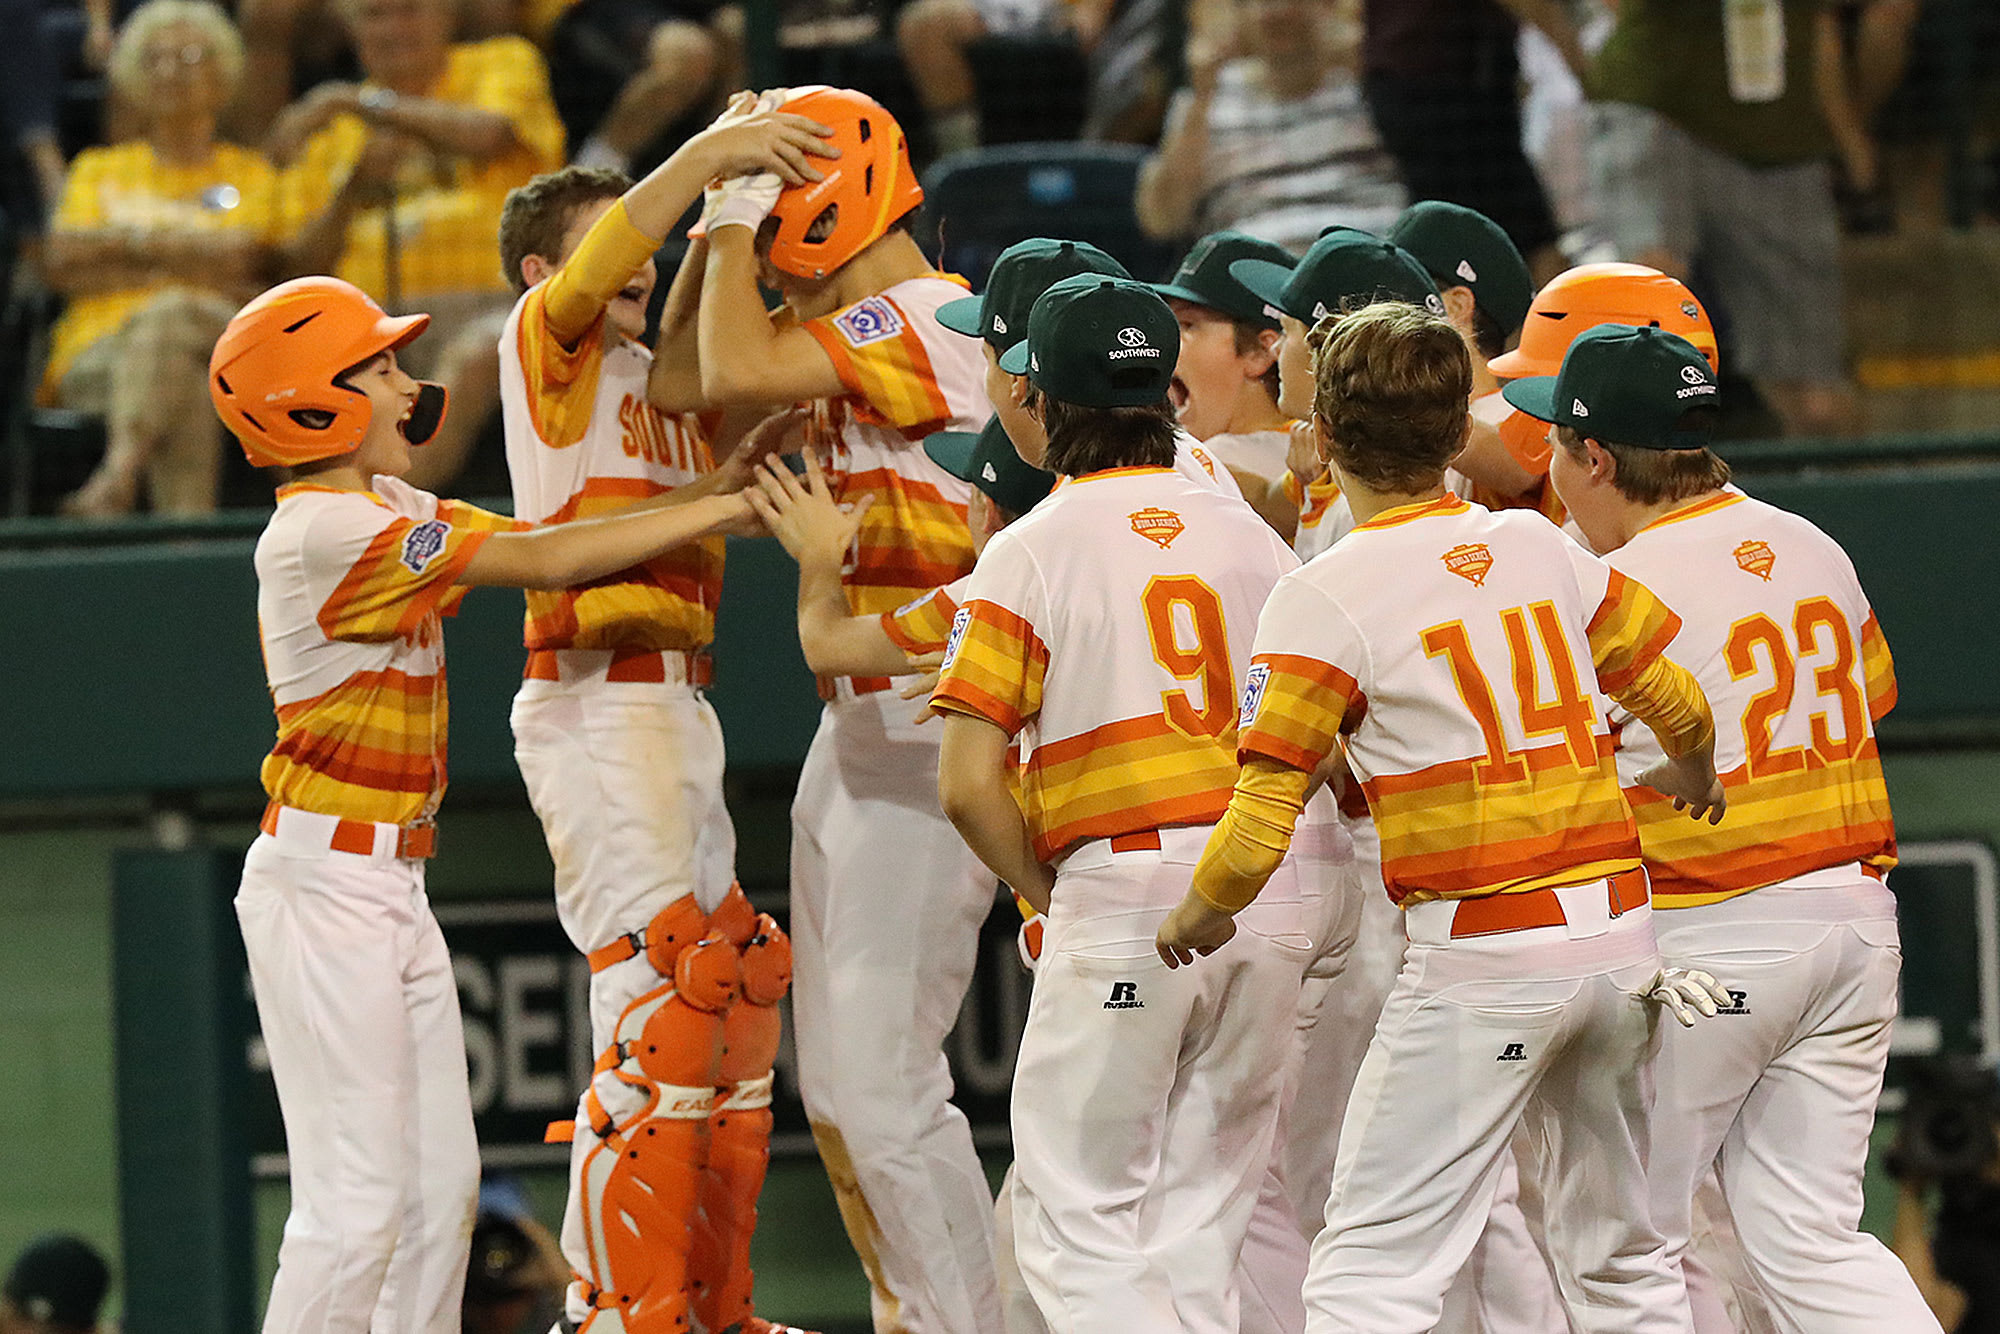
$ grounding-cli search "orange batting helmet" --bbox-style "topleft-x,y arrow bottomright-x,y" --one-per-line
763,87 -> 923,280
210,277 -> 433,469
1488,263 -> 1719,381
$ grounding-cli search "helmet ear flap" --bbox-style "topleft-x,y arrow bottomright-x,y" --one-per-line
403,382 -> 449,445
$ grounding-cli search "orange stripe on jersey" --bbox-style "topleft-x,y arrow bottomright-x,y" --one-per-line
1638,490 -> 1743,532
1860,612 -> 1897,721
1238,652 -> 1364,775
1630,740 -> 1898,905
263,667 -> 449,822
881,585 -> 960,655
1354,492 -> 1470,532
930,599 -> 1048,736
1586,569 -> 1682,696
521,474 -> 725,653
1019,712 -> 1238,860
318,517 -> 494,643
805,296 -> 954,433
837,465 -> 976,614
1290,471 -> 1341,529
515,282 -> 605,451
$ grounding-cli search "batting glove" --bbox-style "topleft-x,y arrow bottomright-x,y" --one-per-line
1641,966 -> 1733,1028
706,170 -> 785,236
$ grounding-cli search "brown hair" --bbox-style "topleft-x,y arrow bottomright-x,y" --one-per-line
1040,398 -> 1178,477
1231,321 -> 1282,404
498,166 -> 634,295
1555,421 -> 1730,505
1309,302 -> 1471,492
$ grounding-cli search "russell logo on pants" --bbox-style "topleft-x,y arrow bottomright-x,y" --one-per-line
1104,982 -> 1145,1010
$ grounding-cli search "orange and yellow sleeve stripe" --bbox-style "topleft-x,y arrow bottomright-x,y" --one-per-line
317,514 -> 495,643
520,476 -> 722,652
881,585 -> 960,655
804,309 -> 954,432
1237,652 -> 1362,775
1861,612 -> 1897,722
1586,569 -> 1682,696
931,600 -> 1047,736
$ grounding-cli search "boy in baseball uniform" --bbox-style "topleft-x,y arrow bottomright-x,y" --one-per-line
493,103 -> 833,1334
1517,323 -> 1940,1333
656,87 -> 1002,1333
1157,300 -> 1731,1334
209,276 -> 756,1334
933,274 -> 1305,1332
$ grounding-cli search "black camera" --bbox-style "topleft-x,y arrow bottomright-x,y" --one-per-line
1892,1055 -> 2000,1180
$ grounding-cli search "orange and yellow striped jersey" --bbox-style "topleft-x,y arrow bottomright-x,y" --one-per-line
255,477 -> 525,824
1603,488 -> 1897,906
933,467 -> 1298,863
1238,493 -> 1690,905
881,575 -> 968,656
801,276 -> 984,640
1287,470 -> 1353,562
500,203 -> 721,657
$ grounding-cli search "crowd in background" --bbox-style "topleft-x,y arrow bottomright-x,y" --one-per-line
0,0 -> 1995,518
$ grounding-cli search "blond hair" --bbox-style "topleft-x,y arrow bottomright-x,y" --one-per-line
109,0 -> 245,103
1309,301 -> 1470,492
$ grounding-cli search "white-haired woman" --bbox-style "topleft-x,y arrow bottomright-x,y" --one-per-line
43,0 -> 283,515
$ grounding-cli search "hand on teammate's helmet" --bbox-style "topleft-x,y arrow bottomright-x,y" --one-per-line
1641,967 -> 1734,1028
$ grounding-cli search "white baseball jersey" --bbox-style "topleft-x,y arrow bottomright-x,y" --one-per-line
1599,488 -> 1897,906
1176,430 -> 1243,498
1289,470 -> 1355,562
934,464 -> 1297,865
1200,427 -> 1291,482
1238,493 -> 1694,904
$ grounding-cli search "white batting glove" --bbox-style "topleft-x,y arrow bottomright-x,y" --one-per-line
1641,967 -> 1733,1028
706,171 -> 785,235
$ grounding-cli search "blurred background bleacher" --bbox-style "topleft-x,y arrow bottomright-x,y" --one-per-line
3,0 -> 2000,1328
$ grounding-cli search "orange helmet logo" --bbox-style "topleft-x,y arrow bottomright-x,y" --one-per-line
1442,543 -> 1495,586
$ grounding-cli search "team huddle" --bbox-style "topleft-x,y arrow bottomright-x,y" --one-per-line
205,84 -> 1931,1334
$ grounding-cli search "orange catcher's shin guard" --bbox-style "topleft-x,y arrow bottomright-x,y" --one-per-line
692,911 -> 793,1334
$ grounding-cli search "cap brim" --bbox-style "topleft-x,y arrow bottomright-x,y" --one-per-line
997,340 -> 1031,375
923,430 -> 982,481
934,296 -> 984,337
1501,376 -> 1561,424
1487,345 -> 1556,379
1228,259 -> 1297,319
1150,281 -> 1213,308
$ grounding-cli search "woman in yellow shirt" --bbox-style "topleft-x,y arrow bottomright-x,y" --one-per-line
44,0 -> 283,516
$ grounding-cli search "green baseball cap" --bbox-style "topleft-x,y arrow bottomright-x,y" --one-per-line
996,274 -> 1179,408
925,415 -> 1054,515
935,238 -> 1130,349
1388,201 -> 1535,337
1229,226 -> 1443,326
1503,324 -> 1721,450
1151,230 -> 1294,328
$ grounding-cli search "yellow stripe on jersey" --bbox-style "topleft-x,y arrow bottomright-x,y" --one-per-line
804,283 -> 967,432
881,584 -> 960,655
522,474 -> 723,652
1237,651 -> 1363,774
1861,612 -> 1896,720
265,488 -> 515,825
931,598 -> 1046,736
837,464 -> 977,614
1284,471 -> 1342,530
1020,712 -> 1239,862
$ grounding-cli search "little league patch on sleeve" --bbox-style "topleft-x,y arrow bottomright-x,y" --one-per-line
942,607 -> 971,668
400,519 -> 450,574
1240,663 -> 1270,730
832,296 -> 906,347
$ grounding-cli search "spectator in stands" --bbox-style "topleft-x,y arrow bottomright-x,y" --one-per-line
896,0 -> 1110,159
42,0 -> 282,517
1,1235 -> 110,1334
1359,0 -> 1566,283
551,0 -> 741,176
1135,0 -> 1404,254
1584,0 -> 1866,436
270,0 -> 565,488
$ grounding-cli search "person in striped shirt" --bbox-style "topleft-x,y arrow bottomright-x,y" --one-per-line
934,274 -> 1304,1331
654,87 -> 1005,1330
1157,301 -> 1729,1334
209,275 -> 755,1334
1519,323 -> 1938,1334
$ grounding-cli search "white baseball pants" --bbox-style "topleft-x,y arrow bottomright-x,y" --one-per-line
1649,872 -> 1942,1334
1304,879 -> 1685,1334
237,834 -> 480,1334
1011,828 -> 1307,1334
788,692 -> 1002,1334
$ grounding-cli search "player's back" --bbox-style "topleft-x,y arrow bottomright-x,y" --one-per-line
1270,494 -> 1643,903
1602,488 -> 1897,904
949,466 -> 1297,861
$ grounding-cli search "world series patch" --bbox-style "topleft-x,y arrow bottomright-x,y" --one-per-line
941,607 -> 971,668
1239,663 -> 1270,730
401,519 -> 450,574
832,296 -> 905,347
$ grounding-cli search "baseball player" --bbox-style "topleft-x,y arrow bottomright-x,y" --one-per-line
209,276 -> 755,1334
1157,301 -> 1732,1334
1151,230 -> 1300,534
933,273 -> 1305,1332
492,104 -> 834,1334
655,87 -> 1003,1333
1515,323 -> 1940,1333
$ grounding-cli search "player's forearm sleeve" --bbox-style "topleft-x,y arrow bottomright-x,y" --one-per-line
542,200 -> 663,344
1191,758 -> 1313,915
1612,654 -> 1715,760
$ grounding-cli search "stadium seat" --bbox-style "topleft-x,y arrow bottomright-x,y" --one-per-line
916,142 -> 1180,290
